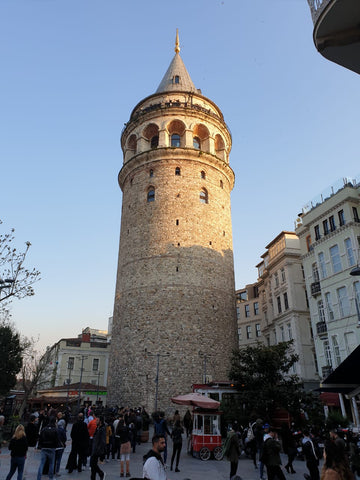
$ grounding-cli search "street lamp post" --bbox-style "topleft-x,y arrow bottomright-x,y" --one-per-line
76,355 -> 87,412
66,361 -> 73,408
147,352 -> 169,412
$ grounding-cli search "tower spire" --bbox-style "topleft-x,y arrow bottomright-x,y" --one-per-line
175,28 -> 180,54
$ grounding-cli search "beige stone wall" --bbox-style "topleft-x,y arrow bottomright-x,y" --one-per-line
108,93 -> 238,412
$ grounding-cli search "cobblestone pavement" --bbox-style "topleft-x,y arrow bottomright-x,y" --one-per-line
0,435 -> 318,480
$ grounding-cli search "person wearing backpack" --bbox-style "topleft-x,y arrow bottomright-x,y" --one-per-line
170,420 -> 184,472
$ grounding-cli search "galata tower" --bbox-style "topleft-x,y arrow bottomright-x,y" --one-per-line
108,31 -> 237,411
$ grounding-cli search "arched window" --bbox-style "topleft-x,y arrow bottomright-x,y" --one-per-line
147,188 -> 155,203
193,136 -> 201,149
175,167 -> 181,176
151,136 -> 159,149
171,134 -> 181,147
220,179 -> 223,189
200,189 -> 208,204
174,75 -> 180,84
149,169 -> 154,178
201,170 -> 206,179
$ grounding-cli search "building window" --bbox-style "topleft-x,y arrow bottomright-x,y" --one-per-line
312,263 -> 320,282
314,225 -> 321,240
338,209 -> 345,226
318,252 -> 327,279
284,292 -> 289,310
318,299 -> 326,322
323,219 -> 329,235
254,302 -> 259,316
193,137 -> 201,149
287,323 -> 293,340
147,188 -> 155,202
199,189 -> 208,204
174,75 -> 180,84
329,215 -> 336,232
324,340 -> 332,367
93,358 -> 99,371
337,286 -> 350,317
149,169 -> 154,178
345,331 -> 357,355
280,325 -> 285,342
256,324 -> 261,337
306,235 -> 312,252
354,282 -> 360,319
201,170 -> 206,179
281,268 -> 286,283
246,325 -> 252,339
332,336 -> 341,366
175,167 -> 181,176
171,134 -> 181,147
238,327 -> 242,340
236,305 -> 241,318
68,357 -> 74,370
277,296 -> 282,314
151,136 -> 159,149
325,292 -> 334,321
274,272 -> 279,288
245,305 -> 250,318
238,291 -> 247,301
345,238 -> 356,267
353,206 -> 360,222
330,245 -> 342,274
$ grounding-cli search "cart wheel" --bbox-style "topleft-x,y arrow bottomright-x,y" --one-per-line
214,446 -> 223,461
199,447 -> 211,461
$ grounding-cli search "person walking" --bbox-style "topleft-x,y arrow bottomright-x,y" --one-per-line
281,423 -> 297,474
55,416 -> 67,476
66,413 -> 89,473
5,424 -> 28,480
116,418 -> 131,477
90,416 -> 106,480
37,416 -> 59,480
154,412 -> 171,464
170,420 -> 184,472
302,429 -> 320,480
143,434 -> 167,480
223,426 -> 241,480
261,426 -> 287,480
321,439 -> 354,480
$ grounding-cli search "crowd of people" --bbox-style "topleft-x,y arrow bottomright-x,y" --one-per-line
223,419 -> 360,480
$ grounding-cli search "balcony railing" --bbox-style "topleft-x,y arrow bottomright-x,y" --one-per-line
311,281 -> 321,296
316,321 -> 328,335
307,0 -> 329,24
321,365 -> 333,379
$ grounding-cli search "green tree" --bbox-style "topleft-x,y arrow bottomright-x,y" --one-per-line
0,322 -> 24,395
0,220 -> 40,307
228,341 -> 303,420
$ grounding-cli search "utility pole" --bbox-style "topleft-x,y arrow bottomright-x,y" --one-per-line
147,352 -> 169,412
76,355 -> 87,412
65,360 -> 73,408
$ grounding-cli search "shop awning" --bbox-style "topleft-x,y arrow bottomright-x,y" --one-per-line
320,345 -> 360,397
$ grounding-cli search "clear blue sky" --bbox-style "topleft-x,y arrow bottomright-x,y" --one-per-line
1,0 -> 359,351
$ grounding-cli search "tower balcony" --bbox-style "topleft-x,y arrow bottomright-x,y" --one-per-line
307,0 -> 360,74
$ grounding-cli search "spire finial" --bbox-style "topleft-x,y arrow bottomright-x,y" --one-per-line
175,28 -> 180,54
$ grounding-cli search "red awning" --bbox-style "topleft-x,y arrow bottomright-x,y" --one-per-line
320,392 -> 341,407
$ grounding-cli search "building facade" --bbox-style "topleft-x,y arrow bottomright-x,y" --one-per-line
108,32 -> 238,411
255,232 -> 318,389
38,328 -> 110,390
236,283 -> 262,346
296,178 -> 360,380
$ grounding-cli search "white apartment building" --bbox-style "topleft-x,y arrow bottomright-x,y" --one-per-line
256,231 -> 318,389
296,178 -> 360,381
38,327 -> 110,390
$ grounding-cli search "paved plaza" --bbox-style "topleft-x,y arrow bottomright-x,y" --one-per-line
0,430 -> 318,480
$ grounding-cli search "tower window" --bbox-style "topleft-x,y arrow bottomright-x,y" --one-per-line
193,136 -> 201,149
174,75 -> 180,84
171,134 -> 181,147
176,219 -> 179,225
199,188 -> 208,204
149,169 -> 154,178
201,171 -> 206,179
147,188 -> 155,203
220,180 -> 223,189
175,167 -> 181,176
151,136 -> 159,149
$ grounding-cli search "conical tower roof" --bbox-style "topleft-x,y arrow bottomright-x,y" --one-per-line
155,30 -> 197,94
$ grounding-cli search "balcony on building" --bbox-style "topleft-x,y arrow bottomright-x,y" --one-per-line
316,321 -> 328,335
321,364 -> 333,379
311,281 -> 321,296
307,0 -> 360,74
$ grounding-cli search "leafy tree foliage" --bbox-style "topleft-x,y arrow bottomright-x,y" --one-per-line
0,219 -> 40,307
229,341 -> 304,420
0,322 -> 24,395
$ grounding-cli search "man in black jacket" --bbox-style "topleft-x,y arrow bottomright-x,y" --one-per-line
37,416 -> 59,480
66,412 -> 90,473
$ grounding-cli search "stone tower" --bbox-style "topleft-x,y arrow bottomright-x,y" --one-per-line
108,31 -> 237,411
